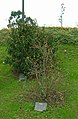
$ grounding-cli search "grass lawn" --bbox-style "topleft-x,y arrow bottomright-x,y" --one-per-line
0,44 -> 78,119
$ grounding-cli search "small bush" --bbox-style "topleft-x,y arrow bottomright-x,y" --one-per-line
7,24 -> 58,79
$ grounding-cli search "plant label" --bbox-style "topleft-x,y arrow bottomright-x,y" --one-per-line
34,102 -> 47,111
19,74 -> 27,80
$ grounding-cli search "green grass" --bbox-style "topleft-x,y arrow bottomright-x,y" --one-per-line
0,44 -> 78,119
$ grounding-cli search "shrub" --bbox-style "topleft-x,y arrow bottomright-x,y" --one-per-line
7,24 -> 58,79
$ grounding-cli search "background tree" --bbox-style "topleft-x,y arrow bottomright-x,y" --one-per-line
59,3 -> 66,27
7,10 -> 37,28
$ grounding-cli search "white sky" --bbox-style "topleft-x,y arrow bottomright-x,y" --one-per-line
0,0 -> 78,29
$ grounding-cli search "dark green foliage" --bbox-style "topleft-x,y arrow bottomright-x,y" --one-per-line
7,24 -> 57,78
7,10 -> 37,28
7,10 -> 22,28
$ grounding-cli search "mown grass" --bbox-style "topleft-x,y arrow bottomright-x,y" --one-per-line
0,44 -> 78,119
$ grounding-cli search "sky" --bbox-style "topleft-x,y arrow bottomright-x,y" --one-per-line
0,0 -> 78,29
